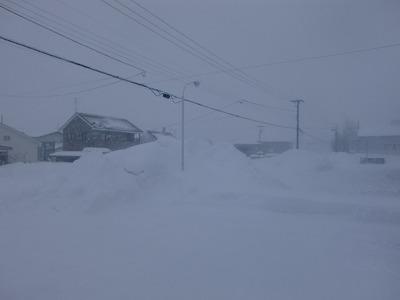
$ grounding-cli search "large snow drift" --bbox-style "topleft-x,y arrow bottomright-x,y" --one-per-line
0,138 -> 399,299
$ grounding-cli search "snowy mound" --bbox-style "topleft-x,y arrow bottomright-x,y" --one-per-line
0,138 -> 264,212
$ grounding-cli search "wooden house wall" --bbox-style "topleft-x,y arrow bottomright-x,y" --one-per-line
63,117 -> 92,151
63,116 -> 141,151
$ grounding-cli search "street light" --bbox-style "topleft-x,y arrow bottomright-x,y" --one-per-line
181,80 -> 200,171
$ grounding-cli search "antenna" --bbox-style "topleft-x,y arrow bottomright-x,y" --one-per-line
74,97 -> 78,113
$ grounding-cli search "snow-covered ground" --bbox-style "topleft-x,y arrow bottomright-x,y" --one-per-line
1,138 -> 399,299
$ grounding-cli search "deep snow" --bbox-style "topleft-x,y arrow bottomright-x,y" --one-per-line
0,138 -> 399,299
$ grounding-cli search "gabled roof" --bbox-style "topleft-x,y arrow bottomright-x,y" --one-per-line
0,123 -> 40,145
61,113 -> 143,134
34,131 -> 63,139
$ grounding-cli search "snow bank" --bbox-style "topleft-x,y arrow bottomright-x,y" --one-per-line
0,138 -> 263,213
1,138 -> 399,214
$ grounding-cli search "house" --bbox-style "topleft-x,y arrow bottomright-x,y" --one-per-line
235,141 -> 292,158
61,113 -> 143,151
34,131 -> 63,161
0,145 -> 12,165
349,124 -> 400,156
0,122 -> 40,163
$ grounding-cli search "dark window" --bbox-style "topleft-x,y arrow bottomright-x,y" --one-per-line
3,135 -> 10,141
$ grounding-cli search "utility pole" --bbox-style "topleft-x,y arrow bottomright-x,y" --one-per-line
74,97 -> 78,113
180,81 -> 200,171
331,127 -> 339,152
257,125 -> 264,143
290,99 -> 304,149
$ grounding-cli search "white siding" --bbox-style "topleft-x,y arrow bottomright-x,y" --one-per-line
0,126 -> 39,163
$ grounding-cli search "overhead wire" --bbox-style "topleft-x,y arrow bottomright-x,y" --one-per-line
0,34 -> 295,130
151,41 -> 400,83
1,1 -> 292,114
163,100 -> 244,128
9,0 -> 179,77
300,129 -> 331,144
238,99 -> 294,112
5,0 -> 297,112
0,71 -> 145,98
0,2 -> 146,72
101,0 -> 290,100
54,0 -> 192,78
127,0 -> 289,99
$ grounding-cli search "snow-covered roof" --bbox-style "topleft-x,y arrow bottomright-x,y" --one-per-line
79,113 -> 142,133
34,131 -> 62,139
0,123 -> 41,145
62,113 -> 143,134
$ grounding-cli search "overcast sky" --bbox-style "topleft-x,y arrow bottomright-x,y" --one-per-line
1,0 -> 399,145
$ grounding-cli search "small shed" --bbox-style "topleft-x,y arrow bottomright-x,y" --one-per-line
0,145 -> 12,165
35,131 -> 63,161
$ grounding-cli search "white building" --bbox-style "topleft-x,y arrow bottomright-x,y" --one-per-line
0,122 -> 40,163
350,123 -> 400,156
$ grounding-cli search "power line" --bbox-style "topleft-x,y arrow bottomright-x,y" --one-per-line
0,2 -> 145,72
241,42 -> 400,71
301,130 -> 331,144
19,0 -> 190,79
8,0 -> 168,76
146,41 -> 400,85
2,0 -> 293,114
0,34 -> 295,130
164,100 -> 243,128
0,71 -> 145,98
126,0 -> 288,99
239,99 -> 294,112
101,0 -> 289,99
54,0 -> 191,78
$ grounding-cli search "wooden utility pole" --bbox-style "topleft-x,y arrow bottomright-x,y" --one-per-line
257,125 -> 265,143
290,99 -> 304,149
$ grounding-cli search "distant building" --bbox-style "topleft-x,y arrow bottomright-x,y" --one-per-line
34,131 -> 63,161
0,122 -> 40,163
350,125 -> 400,156
235,141 -> 292,158
61,113 -> 143,151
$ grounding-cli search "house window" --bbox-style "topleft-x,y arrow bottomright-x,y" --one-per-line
3,135 -> 10,141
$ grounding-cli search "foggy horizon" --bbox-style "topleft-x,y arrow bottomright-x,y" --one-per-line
1,0 -> 399,145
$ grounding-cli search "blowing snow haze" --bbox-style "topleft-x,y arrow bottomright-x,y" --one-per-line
0,0 -> 399,141
0,1 -> 400,299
